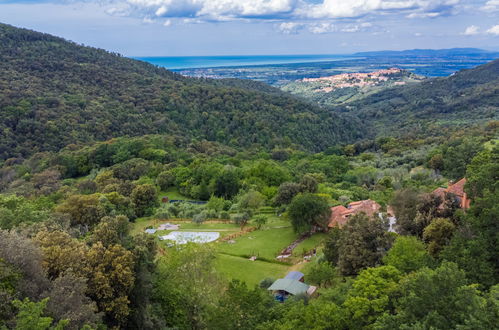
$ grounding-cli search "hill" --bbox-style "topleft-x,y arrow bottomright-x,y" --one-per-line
0,23 -> 361,160
281,68 -> 425,107
333,59 -> 499,137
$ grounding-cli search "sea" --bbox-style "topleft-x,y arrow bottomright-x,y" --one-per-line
134,54 -> 352,70
135,50 -> 499,85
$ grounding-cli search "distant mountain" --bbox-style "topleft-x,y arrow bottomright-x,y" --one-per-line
0,23 -> 362,159
280,68 -> 425,107
354,48 -> 497,57
333,59 -> 499,136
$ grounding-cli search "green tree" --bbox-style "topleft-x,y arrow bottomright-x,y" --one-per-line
287,193 -> 331,233
253,215 -> 268,229
55,194 -> 106,227
273,182 -> 302,206
423,218 -> 456,257
208,280 -> 273,330
383,236 -> 433,273
375,262 -> 487,329
343,266 -> 401,328
131,184 -> 158,217
325,214 -> 392,276
214,169 -> 240,199
12,298 -> 68,330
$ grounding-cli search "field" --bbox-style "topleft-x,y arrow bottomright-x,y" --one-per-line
215,254 -> 289,287
132,208 -> 326,287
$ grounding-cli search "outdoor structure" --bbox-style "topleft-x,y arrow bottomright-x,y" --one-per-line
328,199 -> 381,228
432,178 -> 471,210
284,271 -> 304,282
268,274 -> 317,301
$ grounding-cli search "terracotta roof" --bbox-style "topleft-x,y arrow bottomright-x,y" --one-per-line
447,178 -> 466,197
432,178 -> 470,209
328,200 -> 381,228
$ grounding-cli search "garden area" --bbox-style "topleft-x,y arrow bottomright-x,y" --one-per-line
131,198 -> 328,286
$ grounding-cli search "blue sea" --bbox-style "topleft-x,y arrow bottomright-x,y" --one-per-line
134,50 -> 499,85
134,54 -> 350,70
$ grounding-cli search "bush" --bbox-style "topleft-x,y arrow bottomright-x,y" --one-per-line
192,213 -> 207,225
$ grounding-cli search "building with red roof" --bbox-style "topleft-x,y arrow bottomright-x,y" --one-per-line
432,178 -> 471,209
328,199 -> 381,228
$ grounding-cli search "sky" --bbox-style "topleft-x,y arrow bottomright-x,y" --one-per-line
0,0 -> 498,56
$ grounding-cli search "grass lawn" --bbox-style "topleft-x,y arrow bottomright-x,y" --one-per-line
215,253 -> 289,287
217,227 -> 297,259
158,187 -> 191,201
292,233 -> 327,257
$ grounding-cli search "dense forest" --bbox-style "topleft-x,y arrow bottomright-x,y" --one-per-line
0,23 -> 498,330
0,23 -> 361,160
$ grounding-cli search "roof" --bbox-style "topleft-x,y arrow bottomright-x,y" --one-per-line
284,271 -> 304,281
267,279 -> 310,295
328,200 -> 381,228
447,178 -> 466,197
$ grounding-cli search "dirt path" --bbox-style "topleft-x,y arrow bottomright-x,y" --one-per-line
277,234 -> 309,258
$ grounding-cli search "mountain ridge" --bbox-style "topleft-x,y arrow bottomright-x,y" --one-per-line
0,22 -> 361,160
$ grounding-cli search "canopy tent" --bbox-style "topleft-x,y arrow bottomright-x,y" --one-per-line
267,279 -> 310,296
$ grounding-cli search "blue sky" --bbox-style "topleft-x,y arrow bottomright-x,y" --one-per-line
0,0 -> 498,56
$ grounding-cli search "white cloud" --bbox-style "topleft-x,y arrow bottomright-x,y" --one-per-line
482,0 -> 499,11
309,22 -> 336,34
463,25 -> 479,36
301,0 -> 461,20
163,19 -> 172,27
110,0 -> 463,23
486,24 -> 499,35
277,22 -> 304,34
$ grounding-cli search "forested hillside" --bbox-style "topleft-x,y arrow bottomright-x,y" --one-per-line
334,59 -> 499,136
0,23 -> 361,160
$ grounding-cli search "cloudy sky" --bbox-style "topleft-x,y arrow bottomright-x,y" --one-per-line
0,0 -> 498,56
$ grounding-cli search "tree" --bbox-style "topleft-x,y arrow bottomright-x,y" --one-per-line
375,262 -> 488,329
466,145 -> 499,199
299,174 -> 318,193
253,215 -> 268,229
441,189 -> 499,288
12,298 -> 67,330
206,195 -> 225,212
389,189 -> 420,236
44,273 -> 102,330
192,212 -> 207,226
383,236 -> 432,273
423,218 -> 456,257
156,170 -> 175,191
131,184 -> 158,217
34,230 -> 87,280
324,214 -> 392,276
260,299 -> 345,330
214,169 -> 240,199
0,231 -> 50,300
90,215 -> 130,247
343,266 -> 401,328
287,193 -> 331,233
238,190 -> 265,212
55,194 -> 106,227
273,182 -> 302,206
208,280 -> 273,330
83,242 -> 135,327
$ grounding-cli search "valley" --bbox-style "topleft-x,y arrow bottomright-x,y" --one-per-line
0,22 -> 497,330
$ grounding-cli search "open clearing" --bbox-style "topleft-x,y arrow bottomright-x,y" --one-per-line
132,210 -> 325,286
215,253 -> 289,287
